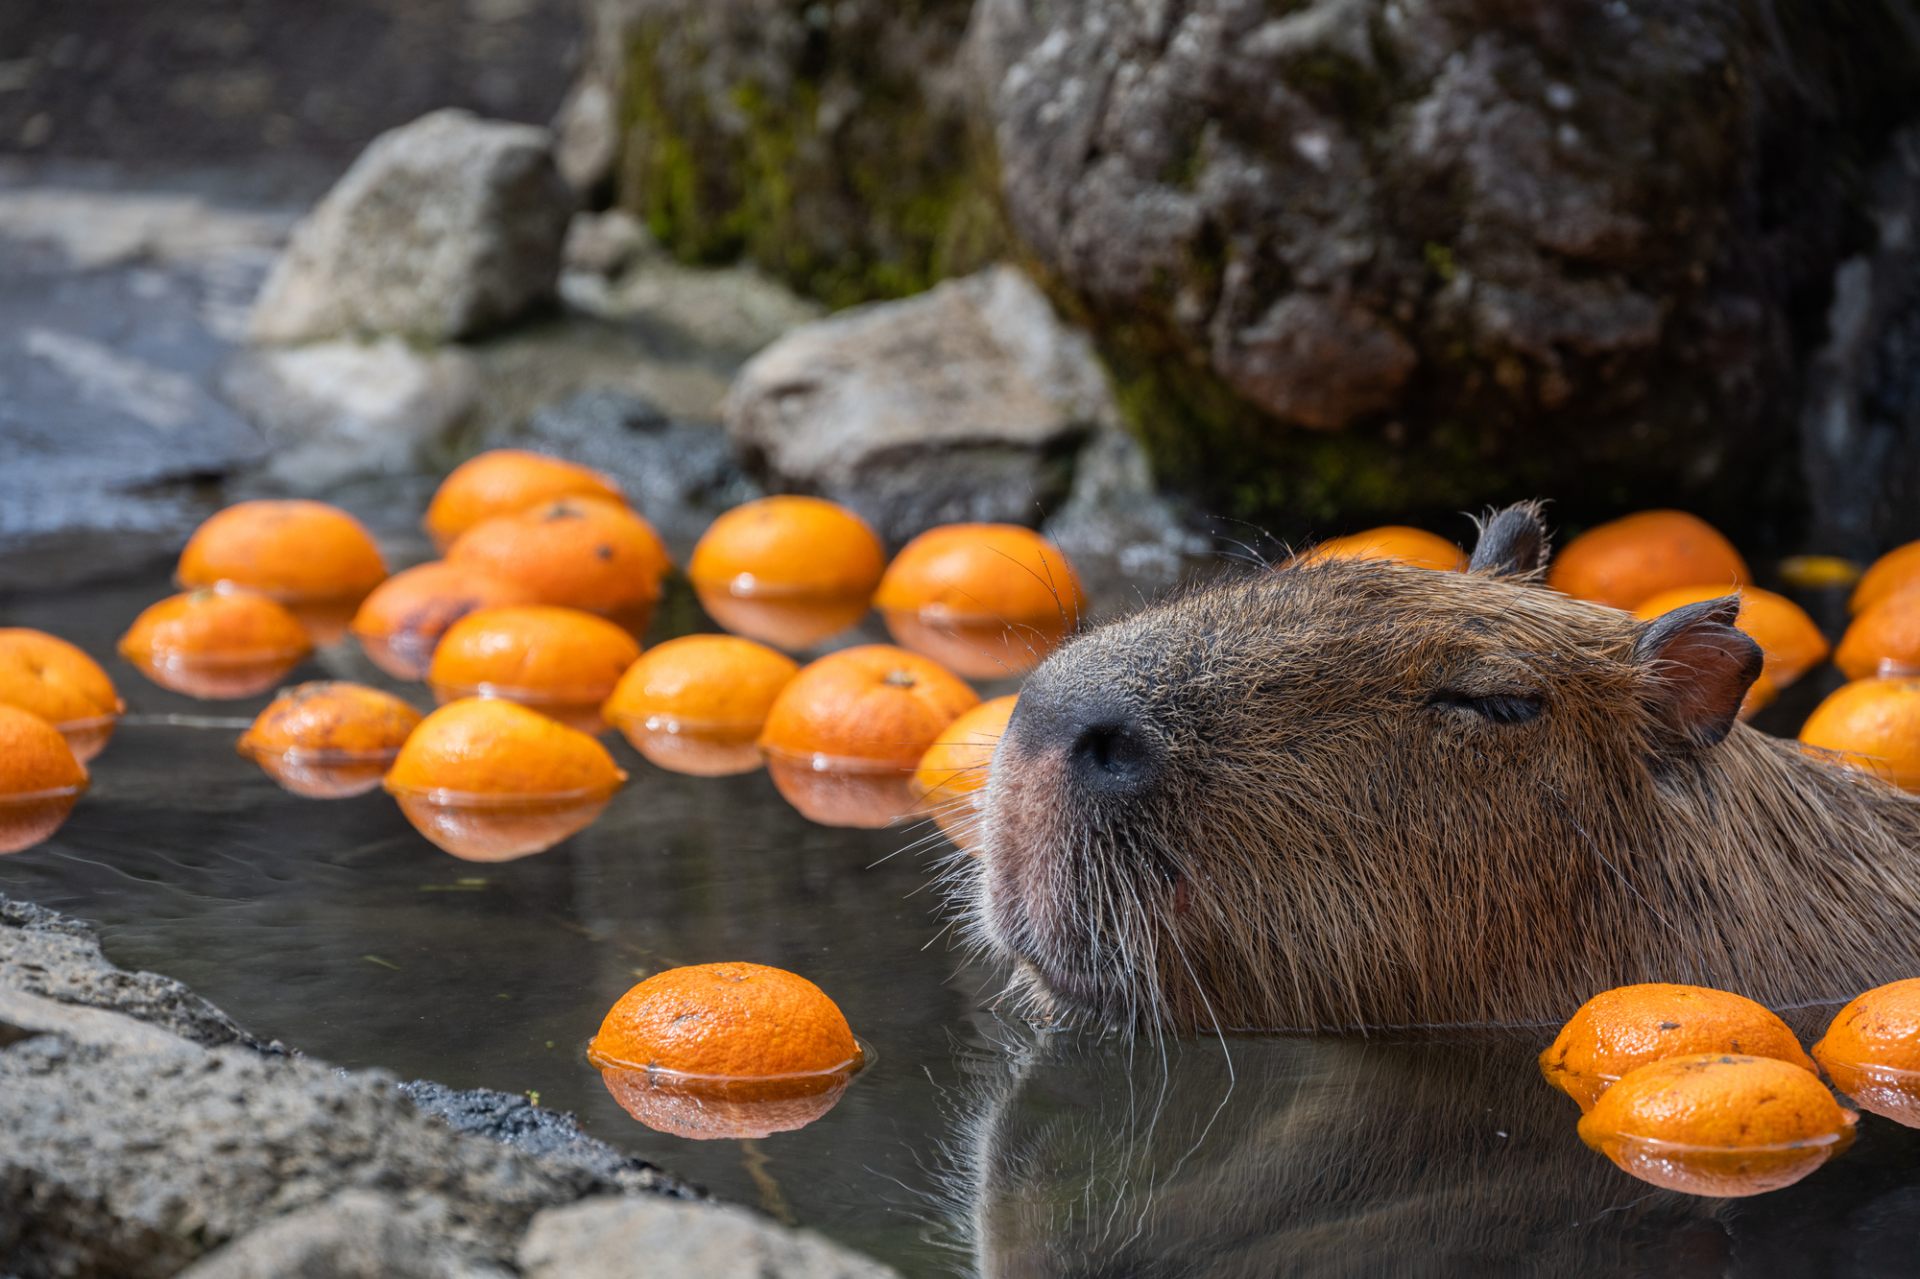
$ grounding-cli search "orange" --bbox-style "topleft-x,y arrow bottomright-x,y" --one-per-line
118,587 -> 313,699
688,496 -> 885,600
602,634 -> 798,776
446,497 -> 670,623
1813,978 -> 1920,1127
1577,1053 -> 1854,1196
1835,583 -> 1920,679
424,449 -> 624,551
913,694 -> 1017,849
427,605 -> 642,733
589,961 -> 860,1079
238,681 -> 423,798
760,645 -> 979,770
0,704 -> 88,854
1540,983 -> 1816,1112
1798,677 -> 1920,792
348,561 -> 538,680
1548,511 -> 1750,611
1852,540 -> 1920,615
178,500 -> 388,602
0,629 -> 124,761
1296,526 -> 1465,571
1633,585 -> 1831,689
873,524 -> 1084,677
1740,670 -> 1778,722
1780,555 -> 1863,592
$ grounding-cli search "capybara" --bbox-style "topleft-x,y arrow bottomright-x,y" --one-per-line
962,503 -> 1920,1031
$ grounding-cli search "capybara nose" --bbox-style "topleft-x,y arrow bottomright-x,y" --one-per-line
1067,717 -> 1158,796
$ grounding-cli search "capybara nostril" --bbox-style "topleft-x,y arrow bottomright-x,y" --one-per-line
1068,719 -> 1156,795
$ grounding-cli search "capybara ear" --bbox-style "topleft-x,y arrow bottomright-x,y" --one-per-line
1467,501 -> 1551,579
1631,596 -> 1763,748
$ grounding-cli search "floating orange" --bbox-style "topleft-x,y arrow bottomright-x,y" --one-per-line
446,497 -> 670,633
602,634 -> 798,776
348,561 -> 538,680
238,681 -> 423,798
1296,526 -> 1465,571
912,694 -> 1017,850
424,449 -> 624,551
1540,983 -> 1816,1112
0,704 -> 88,854
177,500 -> 387,642
427,606 -> 641,734
1548,511 -> 1750,611
1633,585 -> 1830,690
1835,583 -> 1920,680
1798,677 -> 1920,792
0,629 -> 123,761
1812,978 -> 1920,1128
384,697 -> 627,861
873,524 -> 1084,678
688,497 -> 884,649
1852,541 -> 1920,615
118,586 -> 313,699
1577,1053 -> 1854,1197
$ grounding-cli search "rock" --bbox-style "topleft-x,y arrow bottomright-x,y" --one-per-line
553,76 -> 621,200
971,0 -> 1920,536
178,1192 -> 509,1279
222,339 -> 479,491
519,1196 -> 901,1279
724,265 -> 1110,540
1041,429 -> 1207,596
250,109 -> 574,345
563,210 -> 650,278
583,0 -> 1001,306
561,243 -> 824,362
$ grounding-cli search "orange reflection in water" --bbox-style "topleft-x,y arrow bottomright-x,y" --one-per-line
598,1063 -> 856,1141
1581,1127 -> 1854,1197
881,608 -> 1071,680
386,784 -> 621,861
764,752 -> 920,828
123,649 -> 309,700
0,785 -> 86,855
695,588 -> 870,652
239,744 -> 399,799
609,715 -> 765,778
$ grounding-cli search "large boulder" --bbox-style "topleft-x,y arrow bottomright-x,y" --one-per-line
519,1197 -> 899,1279
971,0 -> 1920,535
724,266 -> 1110,540
250,110 -> 574,345
583,0 -> 1001,307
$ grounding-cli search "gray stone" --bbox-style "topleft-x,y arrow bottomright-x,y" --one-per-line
553,76 -> 621,199
520,1196 -> 901,1279
1041,429 -> 1207,595
178,1192 -> 509,1279
724,265 -> 1111,540
250,109 -> 574,345
560,242 -> 824,363
221,339 -> 480,491
563,209 -> 650,278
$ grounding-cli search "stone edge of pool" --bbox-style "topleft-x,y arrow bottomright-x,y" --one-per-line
0,893 -> 901,1278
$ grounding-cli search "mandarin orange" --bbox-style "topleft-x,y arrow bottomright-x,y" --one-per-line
602,634 -> 798,775
348,560 -> 538,679
424,449 -> 624,551
688,496 -> 885,601
0,629 -> 123,761
760,645 -> 978,770
873,524 -> 1083,677
0,704 -> 88,854
913,694 -> 1017,848
1297,525 -> 1465,571
589,961 -> 861,1079
428,605 -> 641,733
1547,511 -> 1750,611
238,681 -> 423,798
1852,540 -> 1920,616
178,500 -> 387,602
118,587 -> 313,698
1633,585 -> 1830,689
1812,977 -> 1920,1126
446,497 -> 670,626
1835,583 -> 1920,679
1798,677 -> 1920,792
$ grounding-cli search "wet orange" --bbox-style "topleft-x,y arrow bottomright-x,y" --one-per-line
428,606 -> 641,732
1577,1053 -> 1855,1197
1297,526 -> 1465,571
177,500 -> 388,603
1798,677 -> 1920,792
913,694 -> 1017,849
873,524 -> 1084,677
1813,978 -> 1920,1128
118,587 -> 313,698
589,961 -> 861,1079
424,449 -> 625,551
0,704 -> 88,854
760,645 -> 979,770
1547,511 -> 1750,611
0,629 -> 123,761
386,697 -> 626,799
688,496 -> 885,600
1633,585 -> 1830,689
602,635 -> 798,775
238,682 -> 423,798
1540,983 -> 1816,1112
348,561 -> 538,680
1835,583 -> 1920,679
446,497 -> 670,624
1851,540 -> 1920,616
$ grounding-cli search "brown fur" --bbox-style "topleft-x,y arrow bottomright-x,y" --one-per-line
958,505 -> 1920,1031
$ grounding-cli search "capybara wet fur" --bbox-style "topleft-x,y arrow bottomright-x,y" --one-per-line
959,503 -> 1920,1032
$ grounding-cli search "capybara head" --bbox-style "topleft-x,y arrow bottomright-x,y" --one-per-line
963,504 -> 1920,1032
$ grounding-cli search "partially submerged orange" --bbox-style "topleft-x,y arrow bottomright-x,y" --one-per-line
0,629 -> 124,761
1812,977 -> 1920,1127
602,634 -> 799,776
1633,585 -> 1830,690
912,693 -> 1017,849
1296,526 -> 1465,571
118,587 -> 313,699
178,500 -> 387,641
1852,541 -> 1920,616
1836,584 -> 1920,680
238,681 -> 423,798
446,497 -> 670,631
427,605 -> 641,734
688,497 -> 885,649
873,524 -> 1084,678
348,560 -> 538,680
424,449 -> 624,551
1540,983 -> 1816,1112
0,704 -> 88,854
1798,677 -> 1920,792
1548,511 -> 1750,611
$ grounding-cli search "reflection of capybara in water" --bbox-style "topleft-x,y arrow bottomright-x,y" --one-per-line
963,503 -> 1920,1031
